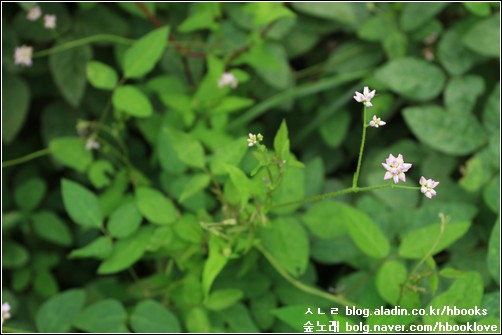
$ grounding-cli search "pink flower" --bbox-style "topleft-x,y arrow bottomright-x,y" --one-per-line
420,176 -> 439,199
2,302 -> 11,326
14,45 -> 33,67
382,153 -> 412,184
26,6 -> 42,21
44,14 -> 57,29
354,86 -> 376,107
218,72 -> 238,89
369,115 -> 386,128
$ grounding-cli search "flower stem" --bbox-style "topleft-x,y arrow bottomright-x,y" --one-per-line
32,34 -> 135,58
353,105 -> 367,188
2,148 -> 51,168
256,244 -> 360,308
271,183 -> 420,209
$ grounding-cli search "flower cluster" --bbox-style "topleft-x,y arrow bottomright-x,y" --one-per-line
382,154 -> 413,184
1,302 -> 11,326
218,72 -> 238,89
15,6 -> 58,66
26,6 -> 42,21
369,115 -> 386,128
44,14 -> 57,29
247,133 -> 263,147
353,86 -> 376,107
420,177 -> 439,199
14,45 -> 33,67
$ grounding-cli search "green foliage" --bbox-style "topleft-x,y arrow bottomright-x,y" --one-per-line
2,2 -> 499,333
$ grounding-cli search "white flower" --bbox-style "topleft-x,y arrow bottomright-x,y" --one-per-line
369,115 -> 386,128
26,6 -> 42,21
382,153 -> 412,184
44,14 -> 57,29
354,86 -> 376,107
218,72 -> 238,89
420,176 -> 439,199
2,302 -> 11,326
247,133 -> 263,147
14,45 -> 33,67
85,137 -> 100,151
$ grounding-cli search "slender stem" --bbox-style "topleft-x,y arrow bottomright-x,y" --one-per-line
271,184 -> 420,209
256,244 -> 360,308
33,34 -> 135,58
2,148 -> 51,168
353,105 -> 367,188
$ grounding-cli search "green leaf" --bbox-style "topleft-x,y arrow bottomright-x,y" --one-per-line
403,105 -> 486,155
437,29 -> 480,75
271,165 -> 305,215
424,272 -> 483,323
136,187 -> 177,225
358,12 -> 397,42
86,60 -> 118,90
272,305 -> 330,333
487,219 -> 500,285
375,57 -> 446,101
444,75 -> 485,115
185,307 -> 211,333
98,226 -> 153,274
173,214 -> 203,244
224,164 -> 253,208
178,11 -> 218,33
459,157 -> 485,192
73,299 -> 128,333
108,201 -> 143,239
32,211 -> 73,247
163,128 -> 205,168
338,202 -> 390,259
88,160 -> 115,189
33,270 -> 59,298
204,289 -> 244,311
69,236 -> 112,260
179,174 -> 210,203
212,303 -> 260,332
243,3 -> 294,26
50,137 -> 93,173
2,74 -> 30,143
483,83 -> 500,135
209,137 -> 247,175
400,2 -> 448,32
3,241 -> 30,268
274,119 -> 290,161
202,235 -> 230,296
261,217 -> 309,277
49,44 -> 92,107
399,221 -> 471,259
157,127 -> 187,175
250,293 -> 277,330
463,2 -> 492,16
463,14 -> 500,57
302,201 -> 346,239
376,260 -> 407,305
112,85 -> 153,118
130,300 -> 181,333
14,178 -> 46,211
35,289 -> 86,333
124,27 -> 169,78
61,179 -> 103,229
292,2 -> 369,29
213,96 -> 254,115
319,111 -> 351,148
483,176 -> 500,213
